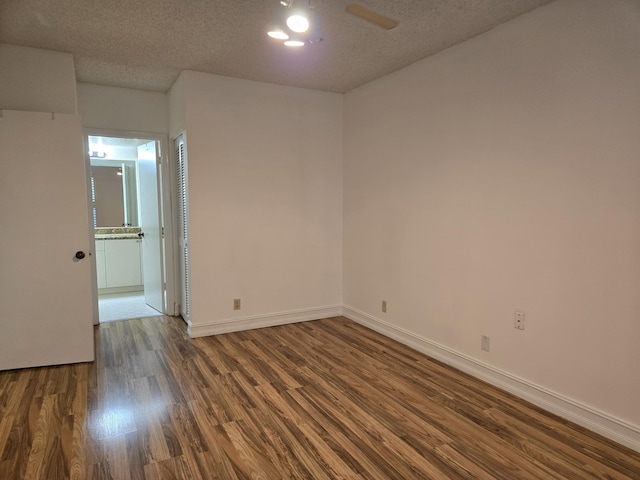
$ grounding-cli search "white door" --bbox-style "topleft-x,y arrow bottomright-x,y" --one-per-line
0,110 -> 94,370
137,141 -> 164,312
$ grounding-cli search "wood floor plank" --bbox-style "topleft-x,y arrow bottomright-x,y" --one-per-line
129,377 -> 172,465
286,387 -> 405,479
23,394 -> 60,480
228,373 -> 316,479
292,375 -> 451,479
188,400 -> 244,480
434,443 -> 500,480
1,315 -> 639,479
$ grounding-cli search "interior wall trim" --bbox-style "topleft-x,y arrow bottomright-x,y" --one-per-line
187,305 -> 343,337
342,305 -> 640,453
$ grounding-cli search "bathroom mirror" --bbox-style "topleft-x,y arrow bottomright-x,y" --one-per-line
88,134 -> 150,228
90,160 -> 138,227
88,135 -> 160,228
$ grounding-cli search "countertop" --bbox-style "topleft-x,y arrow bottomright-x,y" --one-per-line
95,227 -> 142,240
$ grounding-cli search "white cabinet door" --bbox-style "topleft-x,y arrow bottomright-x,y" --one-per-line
95,240 -> 107,288
0,111 -> 94,370
104,239 -> 142,287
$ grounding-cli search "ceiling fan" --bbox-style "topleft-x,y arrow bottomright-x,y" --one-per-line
345,3 -> 399,30
267,1 -> 398,47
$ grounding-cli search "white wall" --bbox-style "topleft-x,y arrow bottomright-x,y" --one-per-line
168,73 -> 185,139
77,83 -> 168,133
180,72 -> 343,335
0,44 -> 77,113
344,0 -> 640,439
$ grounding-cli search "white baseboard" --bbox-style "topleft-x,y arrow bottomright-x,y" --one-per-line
342,305 -> 640,453
188,305 -> 343,337
98,286 -> 143,295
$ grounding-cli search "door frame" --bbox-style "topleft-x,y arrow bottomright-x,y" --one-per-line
83,128 -> 178,324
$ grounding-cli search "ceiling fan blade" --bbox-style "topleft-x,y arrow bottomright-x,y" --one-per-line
346,4 -> 399,30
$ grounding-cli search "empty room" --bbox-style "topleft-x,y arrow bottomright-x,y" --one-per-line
1,0 -> 639,478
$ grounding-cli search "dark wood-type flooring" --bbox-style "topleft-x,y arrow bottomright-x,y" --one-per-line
1,315 -> 639,479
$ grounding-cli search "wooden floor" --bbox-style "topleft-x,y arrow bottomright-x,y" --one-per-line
0,316 -> 639,479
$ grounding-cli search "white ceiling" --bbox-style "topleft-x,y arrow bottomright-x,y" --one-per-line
0,0 -> 554,93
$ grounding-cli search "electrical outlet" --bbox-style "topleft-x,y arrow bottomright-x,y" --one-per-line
481,335 -> 490,352
514,311 -> 525,330
233,298 -> 241,310
382,300 -> 387,313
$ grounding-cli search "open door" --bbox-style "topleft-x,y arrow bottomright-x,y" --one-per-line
0,110 -> 94,370
138,141 -> 164,313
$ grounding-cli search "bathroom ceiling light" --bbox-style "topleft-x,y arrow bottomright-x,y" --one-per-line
89,149 -> 107,158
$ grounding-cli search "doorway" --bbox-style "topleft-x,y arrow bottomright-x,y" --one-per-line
86,131 -> 175,323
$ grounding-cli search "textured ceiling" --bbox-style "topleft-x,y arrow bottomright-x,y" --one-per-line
0,0 -> 554,93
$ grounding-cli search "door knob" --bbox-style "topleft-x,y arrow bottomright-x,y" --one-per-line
138,232 -> 145,238
75,251 -> 86,259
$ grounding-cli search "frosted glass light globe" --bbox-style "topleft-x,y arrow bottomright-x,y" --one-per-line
286,13 -> 309,33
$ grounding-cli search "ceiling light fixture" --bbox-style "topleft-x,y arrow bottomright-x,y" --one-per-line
286,11 -> 309,33
306,10 -> 324,44
284,38 -> 305,47
267,29 -> 289,40
267,0 -> 323,47
267,3 -> 290,40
